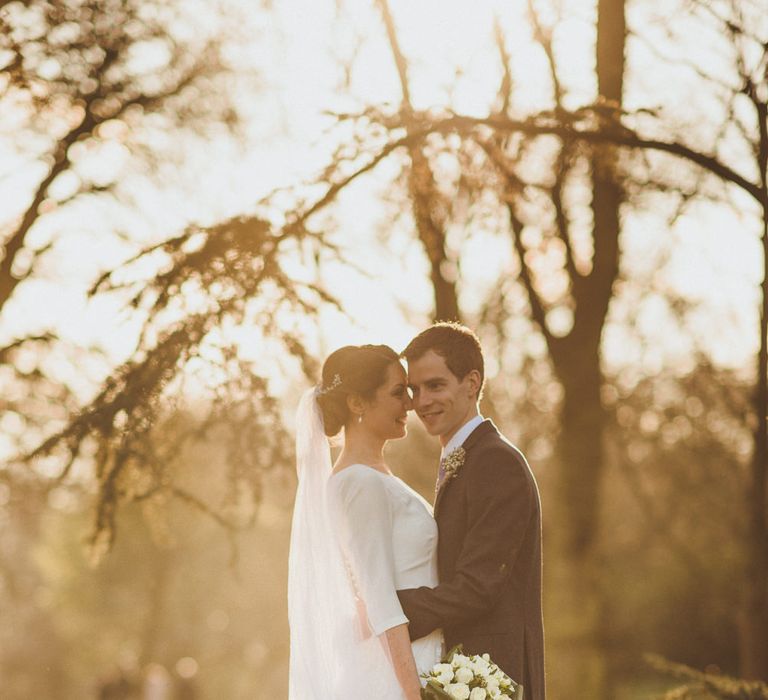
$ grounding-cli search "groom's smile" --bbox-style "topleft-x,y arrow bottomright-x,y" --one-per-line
417,409 -> 444,426
406,349 -> 479,446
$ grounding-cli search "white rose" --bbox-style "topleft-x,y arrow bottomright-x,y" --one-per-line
469,688 -> 488,700
485,678 -> 500,693
498,674 -> 512,688
436,669 -> 454,686
452,653 -> 471,668
488,689 -> 502,699
482,653 -> 490,662
455,667 -> 474,684
446,683 -> 471,700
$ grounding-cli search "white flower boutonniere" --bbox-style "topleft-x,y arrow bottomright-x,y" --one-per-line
442,446 -> 466,484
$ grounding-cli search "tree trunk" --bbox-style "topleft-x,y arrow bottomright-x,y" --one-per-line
740,196 -> 768,680
376,0 -> 461,324
408,149 -> 461,323
547,1 -> 624,697
546,340 -> 609,698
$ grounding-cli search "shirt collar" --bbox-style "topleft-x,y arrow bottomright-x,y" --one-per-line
441,414 -> 484,458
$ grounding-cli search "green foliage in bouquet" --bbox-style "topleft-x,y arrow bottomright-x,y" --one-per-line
421,645 -> 524,700
421,680 -> 455,699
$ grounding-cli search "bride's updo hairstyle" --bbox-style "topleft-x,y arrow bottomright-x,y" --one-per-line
316,344 -> 400,437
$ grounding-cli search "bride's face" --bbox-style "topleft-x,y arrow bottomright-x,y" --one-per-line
362,362 -> 412,440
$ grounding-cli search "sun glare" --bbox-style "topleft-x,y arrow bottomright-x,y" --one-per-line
1,0 -> 759,390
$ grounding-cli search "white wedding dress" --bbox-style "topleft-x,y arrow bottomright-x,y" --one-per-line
288,389 -> 442,700
328,464 -> 444,679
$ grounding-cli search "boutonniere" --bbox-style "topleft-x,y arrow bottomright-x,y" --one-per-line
442,446 -> 466,484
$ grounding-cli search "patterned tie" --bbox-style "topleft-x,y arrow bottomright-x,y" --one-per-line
436,454 -> 447,493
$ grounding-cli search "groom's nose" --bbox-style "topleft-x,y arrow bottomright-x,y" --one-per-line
411,390 -> 427,411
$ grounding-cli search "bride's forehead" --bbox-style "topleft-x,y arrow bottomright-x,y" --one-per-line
384,362 -> 407,381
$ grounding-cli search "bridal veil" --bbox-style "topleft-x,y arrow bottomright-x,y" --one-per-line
287,388 -> 403,699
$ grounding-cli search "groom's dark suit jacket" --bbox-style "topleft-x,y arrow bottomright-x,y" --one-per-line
398,420 -> 546,700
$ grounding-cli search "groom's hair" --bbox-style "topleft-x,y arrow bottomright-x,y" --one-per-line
401,322 -> 484,399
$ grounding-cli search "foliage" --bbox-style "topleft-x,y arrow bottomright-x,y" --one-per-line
648,655 -> 768,700
600,362 -> 751,673
0,0 -> 248,310
10,212 -> 335,558
0,422 -> 295,698
1,0 -> 767,694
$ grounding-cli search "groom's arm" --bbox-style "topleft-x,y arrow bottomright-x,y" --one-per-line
398,447 -> 535,640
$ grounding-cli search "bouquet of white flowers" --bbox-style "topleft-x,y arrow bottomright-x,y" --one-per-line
420,645 -> 523,700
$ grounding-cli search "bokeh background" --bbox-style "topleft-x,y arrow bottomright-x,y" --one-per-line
1,0 -> 767,698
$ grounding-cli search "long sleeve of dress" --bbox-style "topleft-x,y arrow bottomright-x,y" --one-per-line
331,469 -> 409,637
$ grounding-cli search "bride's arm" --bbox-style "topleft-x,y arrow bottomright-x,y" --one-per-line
335,471 -> 423,697
384,624 -> 422,700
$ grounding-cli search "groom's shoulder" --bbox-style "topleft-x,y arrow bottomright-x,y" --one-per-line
470,423 -> 531,472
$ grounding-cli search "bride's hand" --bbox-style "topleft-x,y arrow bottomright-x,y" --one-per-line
383,623 -> 423,699
406,685 -> 422,700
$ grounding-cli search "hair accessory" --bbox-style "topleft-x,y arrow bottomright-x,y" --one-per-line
317,373 -> 342,396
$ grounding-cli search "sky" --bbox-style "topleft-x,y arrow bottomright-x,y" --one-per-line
0,0 -> 762,402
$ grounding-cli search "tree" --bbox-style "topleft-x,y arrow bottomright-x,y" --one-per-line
369,0 -> 626,692
0,0 -> 256,466
2,413 -> 295,698
12,212 -> 334,555
331,0 -> 766,689
0,0 -> 244,313
0,0 -> 288,554
7,0 -> 765,689
375,0 -> 461,323
496,1 -> 626,692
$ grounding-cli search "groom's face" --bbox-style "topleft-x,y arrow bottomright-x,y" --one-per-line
407,349 -> 479,446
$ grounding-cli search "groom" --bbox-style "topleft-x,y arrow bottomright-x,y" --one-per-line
397,323 -> 546,700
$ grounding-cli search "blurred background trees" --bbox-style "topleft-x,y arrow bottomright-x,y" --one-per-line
1,0 -> 766,698
0,0 -> 242,310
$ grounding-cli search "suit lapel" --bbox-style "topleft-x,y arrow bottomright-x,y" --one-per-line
434,419 -> 498,517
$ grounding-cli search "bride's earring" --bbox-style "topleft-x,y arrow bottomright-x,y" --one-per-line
358,413 -> 363,424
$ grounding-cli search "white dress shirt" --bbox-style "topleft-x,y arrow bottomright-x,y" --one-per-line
441,414 -> 485,459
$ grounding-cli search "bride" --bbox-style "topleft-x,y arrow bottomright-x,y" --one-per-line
288,344 -> 443,699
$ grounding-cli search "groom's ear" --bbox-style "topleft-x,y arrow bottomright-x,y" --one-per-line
464,369 -> 482,400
